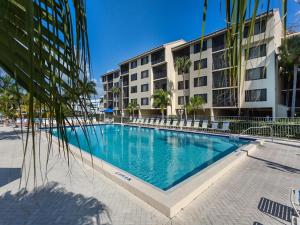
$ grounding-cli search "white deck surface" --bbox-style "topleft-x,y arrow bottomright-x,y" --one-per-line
0,126 -> 300,225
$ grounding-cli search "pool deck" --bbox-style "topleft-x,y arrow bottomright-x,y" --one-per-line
0,126 -> 300,225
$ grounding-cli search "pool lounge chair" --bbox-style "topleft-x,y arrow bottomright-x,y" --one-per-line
131,118 -> 137,124
146,118 -> 153,126
165,119 -> 171,127
158,119 -> 165,127
185,120 -> 193,129
177,120 -> 184,129
291,189 -> 300,224
154,119 -> 160,126
170,119 -> 178,128
219,121 -> 230,132
199,120 -> 208,131
193,120 -> 200,129
148,118 -> 154,126
208,122 -> 219,131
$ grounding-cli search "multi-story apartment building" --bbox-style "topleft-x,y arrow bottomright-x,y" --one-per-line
102,9 -> 290,118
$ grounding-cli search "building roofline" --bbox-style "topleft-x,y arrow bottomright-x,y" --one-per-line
118,39 -> 185,65
172,9 -> 277,51
102,68 -> 120,77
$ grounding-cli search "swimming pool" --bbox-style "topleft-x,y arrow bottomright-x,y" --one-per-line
52,124 -> 250,191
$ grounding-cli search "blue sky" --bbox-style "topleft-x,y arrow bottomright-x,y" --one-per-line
86,0 -> 300,96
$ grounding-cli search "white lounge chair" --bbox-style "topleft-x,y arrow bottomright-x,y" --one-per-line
131,118 -> 137,124
149,118 -> 154,126
219,121 -> 230,132
177,120 -> 184,129
208,122 -> 219,131
199,120 -> 208,130
165,119 -> 171,127
154,119 -> 160,126
193,120 -> 200,129
159,119 -> 165,127
185,120 -> 192,129
170,119 -> 178,128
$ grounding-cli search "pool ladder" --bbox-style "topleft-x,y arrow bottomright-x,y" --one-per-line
238,125 -> 273,142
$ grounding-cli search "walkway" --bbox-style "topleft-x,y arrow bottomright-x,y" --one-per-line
0,127 -> 299,225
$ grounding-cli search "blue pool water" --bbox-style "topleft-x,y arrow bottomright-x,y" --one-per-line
52,124 -> 250,190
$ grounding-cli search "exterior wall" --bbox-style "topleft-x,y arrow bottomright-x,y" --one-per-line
101,10 -> 284,118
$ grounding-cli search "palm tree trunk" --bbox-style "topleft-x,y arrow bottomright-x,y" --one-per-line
193,110 -> 195,121
161,108 -> 164,120
291,64 -> 298,118
286,75 -> 291,106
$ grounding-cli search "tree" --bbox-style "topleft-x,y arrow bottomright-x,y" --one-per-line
151,89 -> 171,120
0,75 -> 22,119
279,35 -> 300,117
0,0 -> 91,179
126,101 -> 139,117
174,57 -> 191,121
79,78 -> 97,98
186,96 -> 206,121
111,86 -> 120,114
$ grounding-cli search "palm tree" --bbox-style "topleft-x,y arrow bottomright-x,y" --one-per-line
279,35 -> 300,117
111,86 -> 120,114
174,57 -> 191,121
151,89 -> 171,120
0,0 -> 91,179
79,78 -> 98,98
186,96 -> 206,121
126,101 -> 139,117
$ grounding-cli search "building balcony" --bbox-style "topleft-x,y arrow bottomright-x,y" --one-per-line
151,49 -> 165,65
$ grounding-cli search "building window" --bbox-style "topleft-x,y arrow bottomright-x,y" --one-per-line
212,88 -> 237,107
113,72 -> 119,79
194,76 -> 207,87
131,73 -> 137,81
212,33 -> 225,52
245,89 -> 267,102
194,58 -> 207,70
248,44 -> 266,59
141,84 -> 149,92
131,98 -> 137,104
102,76 -> 106,82
194,93 -> 207,103
178,81 -> 184,90
178,80 -> 189,90
141,56 -> 149,65
193,41 -> 207,54
131,86 -> 137,93
244,19 -> 266,38
212,69 -> 237,88
141,70 -> 149,79
130,60 -> 137,69
178,96 -> 189,105
141,97 -> 149,105
245,67 -> 266,81
212,50 -> 230,70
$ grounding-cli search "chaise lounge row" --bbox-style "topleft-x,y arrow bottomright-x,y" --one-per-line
127,118 -> 230,133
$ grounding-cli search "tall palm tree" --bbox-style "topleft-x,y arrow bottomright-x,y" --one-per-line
174,56 -> 191,121
151,89 -> 171,120
186,96 -> 206,121
279,35 -> 300,117
79,79 -> 97,98
111,86 -> 120,114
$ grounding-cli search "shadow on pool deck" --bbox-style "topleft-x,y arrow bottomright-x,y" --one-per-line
248,154 -> 300,174
0,182 -> 111,225
0,168 -> 21,187
258,197 -> 296,223
0,130 -> 22,140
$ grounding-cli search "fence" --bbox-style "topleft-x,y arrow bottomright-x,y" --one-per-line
109,115 -> 300,140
